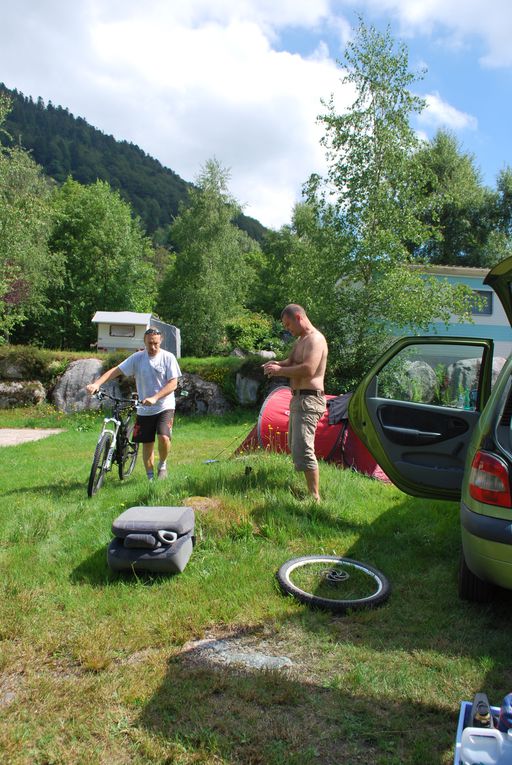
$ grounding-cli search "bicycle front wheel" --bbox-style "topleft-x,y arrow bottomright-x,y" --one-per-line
276,555 -> 390,613
87,432 -> 113,497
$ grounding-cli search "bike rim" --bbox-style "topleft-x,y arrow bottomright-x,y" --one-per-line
285,558 -> 384,604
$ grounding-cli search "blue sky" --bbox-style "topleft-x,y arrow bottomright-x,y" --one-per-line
1,1 -> 511,227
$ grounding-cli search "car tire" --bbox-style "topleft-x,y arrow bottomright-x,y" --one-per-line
458,553 -> 495,603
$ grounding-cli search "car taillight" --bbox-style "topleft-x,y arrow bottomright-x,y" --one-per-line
469,451 -> 512,507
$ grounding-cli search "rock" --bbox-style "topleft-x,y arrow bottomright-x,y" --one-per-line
230,348 -> 246,357
0,380 -> 46,408
255,350 -> 276,360
493,356 -> 507,384
0,359 -> 26,380
176,373 -> 230,415
235,372 -> 260,405
404,360 -> 437,403
183,638 -> 293,670
52,359 -> 122,413
444,355 -> 506,407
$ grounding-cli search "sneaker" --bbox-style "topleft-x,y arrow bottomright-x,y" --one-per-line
157,466 -> 168,480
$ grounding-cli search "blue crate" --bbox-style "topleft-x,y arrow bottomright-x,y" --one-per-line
454,701 -> 501,765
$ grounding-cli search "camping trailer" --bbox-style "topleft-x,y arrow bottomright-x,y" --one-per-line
91,311 -> 181,357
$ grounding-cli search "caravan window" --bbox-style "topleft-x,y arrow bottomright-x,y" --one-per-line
471,290 -> 493,316
109,324 -> 135,337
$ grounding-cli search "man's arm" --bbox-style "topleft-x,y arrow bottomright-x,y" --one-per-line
141,377 -> 178,407
86,366 -> 123,395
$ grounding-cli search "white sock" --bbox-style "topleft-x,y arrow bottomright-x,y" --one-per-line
158,460 -> 167,470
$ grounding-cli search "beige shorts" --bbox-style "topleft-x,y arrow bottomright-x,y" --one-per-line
288,394 -> 326,472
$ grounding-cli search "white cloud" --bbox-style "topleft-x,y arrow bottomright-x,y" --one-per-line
0,0 -> 348,229
359,0 -> 512,68
420,92 -> 478,131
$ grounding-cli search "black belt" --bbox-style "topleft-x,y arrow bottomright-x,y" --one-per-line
292,389 -> 325,396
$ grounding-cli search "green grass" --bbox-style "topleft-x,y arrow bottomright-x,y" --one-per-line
1,406 -> 511,764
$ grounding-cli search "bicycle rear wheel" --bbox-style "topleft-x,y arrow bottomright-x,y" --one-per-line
276,555 -> 390,613
118,414 -> 138,480
118,438 -> 139,479
87,432 -> 113,497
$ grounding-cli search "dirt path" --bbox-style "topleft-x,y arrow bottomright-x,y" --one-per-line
0,429 -> 65,447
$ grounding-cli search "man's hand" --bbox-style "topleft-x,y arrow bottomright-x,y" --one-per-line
86,383 -> 100,395
142,395 -> 158,406
262,362 -> 281,377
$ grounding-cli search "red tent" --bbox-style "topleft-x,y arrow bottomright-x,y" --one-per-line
236,386 -> 389,482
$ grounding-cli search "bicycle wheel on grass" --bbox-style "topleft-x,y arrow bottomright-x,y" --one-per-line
276,555 -> 390,613
118,425 -> 139,480
87,432 -> 113,497
117,413 -> 139,481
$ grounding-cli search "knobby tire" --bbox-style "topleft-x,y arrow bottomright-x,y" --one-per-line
118,420 -> 139,480
87,432 -> 113,497
276,555 -> 391,613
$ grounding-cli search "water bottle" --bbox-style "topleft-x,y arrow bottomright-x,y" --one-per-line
471,692 -> 493,728
497,693 -> 512,733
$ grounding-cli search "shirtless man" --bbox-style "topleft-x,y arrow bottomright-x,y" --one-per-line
263,304 -> 328,501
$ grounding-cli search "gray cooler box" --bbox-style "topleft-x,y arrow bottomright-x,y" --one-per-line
107,506 -> 195,574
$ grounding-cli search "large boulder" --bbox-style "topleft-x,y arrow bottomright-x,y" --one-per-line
235,372 -> 260,405
176,373 -> 230,415
52,359 -> 122,413
446,356 -> 507,407
0,381 -> 46,408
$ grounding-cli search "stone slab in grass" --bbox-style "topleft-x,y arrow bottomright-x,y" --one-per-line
0,428 -> 65,447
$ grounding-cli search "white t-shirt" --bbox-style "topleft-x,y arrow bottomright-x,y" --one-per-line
118,349 -> 181,416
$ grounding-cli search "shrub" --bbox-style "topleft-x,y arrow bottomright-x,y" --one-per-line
224,313 -> 284,353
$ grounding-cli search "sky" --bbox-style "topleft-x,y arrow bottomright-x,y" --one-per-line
1,0 -> 512,229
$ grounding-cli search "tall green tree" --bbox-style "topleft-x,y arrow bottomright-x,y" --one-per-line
157,159 -> 259,355
413,130 -> 502,267
306,20 -> 473,389
0,94 -> 57,341
29,178 -> 156,349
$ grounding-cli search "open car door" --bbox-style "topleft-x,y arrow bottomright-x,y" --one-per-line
349,337 -> 495,500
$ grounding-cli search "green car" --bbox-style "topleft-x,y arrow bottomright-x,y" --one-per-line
349,256 -> 512,602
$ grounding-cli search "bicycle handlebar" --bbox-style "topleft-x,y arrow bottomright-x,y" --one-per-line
94,388 -> 138,405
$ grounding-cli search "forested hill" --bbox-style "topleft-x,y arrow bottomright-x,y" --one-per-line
0,84 -> 267,242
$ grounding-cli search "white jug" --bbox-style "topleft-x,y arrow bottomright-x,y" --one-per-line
460,726 -> 512,764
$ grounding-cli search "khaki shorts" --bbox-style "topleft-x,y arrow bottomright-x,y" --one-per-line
288,394 -> 326,472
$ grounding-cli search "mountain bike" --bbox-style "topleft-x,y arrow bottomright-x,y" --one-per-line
87,389 -> 139,497
276,555 -> 390,613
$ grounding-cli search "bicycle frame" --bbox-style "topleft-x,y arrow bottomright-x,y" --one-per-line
94,391 -> 138,471
96,414 -> 121,472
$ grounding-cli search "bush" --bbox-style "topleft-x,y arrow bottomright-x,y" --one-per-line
0,345 -> 92,384
224,313 -> 284,353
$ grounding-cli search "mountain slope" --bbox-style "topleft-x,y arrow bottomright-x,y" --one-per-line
0,84 -> 267,242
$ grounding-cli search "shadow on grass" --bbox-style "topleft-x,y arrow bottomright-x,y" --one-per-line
70,545 -> 184,588
136,627 -> 455,765
1,480 -> 86,497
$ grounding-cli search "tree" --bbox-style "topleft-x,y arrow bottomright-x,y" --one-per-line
157,159 -> 259,356
29,178 -> 156,349
0,93 -> 57,341
306,20 -> 474,389
413,130 -> 502,267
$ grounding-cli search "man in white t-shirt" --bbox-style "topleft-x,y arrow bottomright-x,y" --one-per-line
86,327 -> 181,480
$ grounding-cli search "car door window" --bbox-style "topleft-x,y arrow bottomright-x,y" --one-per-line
376,343 -> 485,411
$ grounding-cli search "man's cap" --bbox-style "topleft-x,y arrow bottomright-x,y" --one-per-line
144,327 -> 161,336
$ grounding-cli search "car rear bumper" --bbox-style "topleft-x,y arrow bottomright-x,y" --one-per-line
461,501 -> 512,588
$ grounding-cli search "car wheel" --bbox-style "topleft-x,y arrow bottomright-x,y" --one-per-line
458,553 -> 495,603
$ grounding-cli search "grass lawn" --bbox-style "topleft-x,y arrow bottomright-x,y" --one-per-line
0,406 -> 511,765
